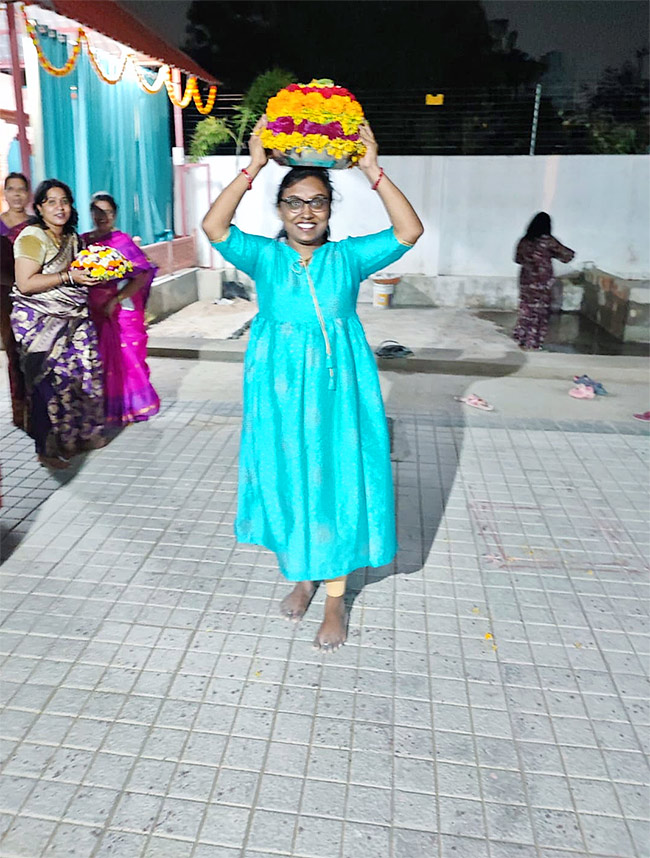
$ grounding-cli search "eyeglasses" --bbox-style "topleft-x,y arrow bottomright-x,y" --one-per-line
280,195 -> 330,213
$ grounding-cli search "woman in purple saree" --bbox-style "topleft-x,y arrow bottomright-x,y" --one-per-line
11,179 -> 104,469
81,193 -> 160,426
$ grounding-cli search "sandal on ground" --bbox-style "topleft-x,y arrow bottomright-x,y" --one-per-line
455,394 -> 494,411
375,340 -> 414,358
573,374 -> 607,395
633,411 -> 650,422
568,384 -> 595,399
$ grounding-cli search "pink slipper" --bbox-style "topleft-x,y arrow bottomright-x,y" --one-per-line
569,384 -> 595,399
455,394 -> 494,411
633,411 -> 650,421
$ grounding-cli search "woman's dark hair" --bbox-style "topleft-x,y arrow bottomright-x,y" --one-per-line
90,191 -> 118,214
29,179 -> 78,234
275,167 -> 334,206
275,167 -> 333,240
4,172 -> 29,190
524,212 -> 552,240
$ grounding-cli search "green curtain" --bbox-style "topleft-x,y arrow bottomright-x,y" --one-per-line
37,27 -> 172,244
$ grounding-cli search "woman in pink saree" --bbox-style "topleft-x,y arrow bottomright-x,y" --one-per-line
81,192 -> 160,426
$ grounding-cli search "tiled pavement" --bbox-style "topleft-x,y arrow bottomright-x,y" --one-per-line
0,392 -> 649,858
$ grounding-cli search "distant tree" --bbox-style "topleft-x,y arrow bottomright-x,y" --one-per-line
559,61 -> 649,154
183,0 -> 541,92
189,67 -> 296,160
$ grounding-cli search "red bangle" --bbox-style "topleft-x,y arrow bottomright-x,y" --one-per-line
371,167 -> 384,191
241,168 -> 253,191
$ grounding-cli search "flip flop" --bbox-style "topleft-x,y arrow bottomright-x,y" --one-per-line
455,394 -> 494,411
568,384 -> 595,399
573,374 -> 607,395
633,411 -> 650,421
374,340 -> 414,358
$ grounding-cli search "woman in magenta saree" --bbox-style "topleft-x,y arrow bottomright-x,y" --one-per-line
81,193 -> 160,426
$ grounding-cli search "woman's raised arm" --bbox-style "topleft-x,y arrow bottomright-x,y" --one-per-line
202,116 -> 269,242
357,123 -> 424,246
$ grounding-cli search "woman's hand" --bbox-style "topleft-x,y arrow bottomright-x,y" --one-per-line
248,115 -> 269,168
68,268 -> 96,287
357,122 -> 379,172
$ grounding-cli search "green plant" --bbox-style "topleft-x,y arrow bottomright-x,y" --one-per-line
189,67 -> 297,161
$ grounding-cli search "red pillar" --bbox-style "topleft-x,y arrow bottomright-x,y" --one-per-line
171,67 -> 187,237
7,1 -> 31,184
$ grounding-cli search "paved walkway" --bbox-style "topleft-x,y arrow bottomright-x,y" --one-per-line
0,359 -> 648,858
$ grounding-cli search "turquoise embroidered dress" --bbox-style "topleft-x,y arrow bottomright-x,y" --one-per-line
213,225 -> 412,581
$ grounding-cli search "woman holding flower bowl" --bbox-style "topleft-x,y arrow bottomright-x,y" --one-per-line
81,192 -> 160,428
11,179 -> 105,468
203,113 -> 423,651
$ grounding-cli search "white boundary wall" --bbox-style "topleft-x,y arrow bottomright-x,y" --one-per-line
181,154 -> 649,307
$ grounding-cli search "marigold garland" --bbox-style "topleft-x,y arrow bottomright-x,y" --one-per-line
163,74 -> 218,114
192,81 -> 217,115
261,79 -> 366,166
25,17 -> 83,77
163,74 -> 193,108
21,5 -> 216,112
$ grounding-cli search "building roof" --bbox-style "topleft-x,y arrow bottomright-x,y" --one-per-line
29,0 -> 217,83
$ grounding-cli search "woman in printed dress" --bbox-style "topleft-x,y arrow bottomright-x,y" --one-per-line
513,212 -> 575,350
81,192 -> 160,427
202,118 -> 423,651
11,179 -> 104,468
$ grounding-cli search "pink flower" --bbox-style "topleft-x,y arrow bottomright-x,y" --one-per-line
268,116 -> 296,134
297,120 -> 343,137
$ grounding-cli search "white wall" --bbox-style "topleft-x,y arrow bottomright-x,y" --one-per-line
182,154 -> 650,283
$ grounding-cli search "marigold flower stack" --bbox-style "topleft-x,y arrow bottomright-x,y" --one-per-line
261,78 -> 366,168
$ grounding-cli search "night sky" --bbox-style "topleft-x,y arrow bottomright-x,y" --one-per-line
121,0 -> 649,83
482,0 -> 649,81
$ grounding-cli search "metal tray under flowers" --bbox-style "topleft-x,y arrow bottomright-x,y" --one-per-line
271,147 -> 353,170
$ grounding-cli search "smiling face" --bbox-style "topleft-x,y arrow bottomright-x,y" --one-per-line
277,176 -> 331,252
91,199 -> 116,235
37,186 -> 71,232
4,177 -> 29,214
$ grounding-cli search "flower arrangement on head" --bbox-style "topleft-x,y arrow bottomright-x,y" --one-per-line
260,79 -> 366,169
71,245 -> 133,281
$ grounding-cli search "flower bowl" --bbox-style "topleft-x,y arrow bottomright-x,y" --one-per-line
270,147 -> 354,170
72,244 -> 133,281
261,79 -> 365,170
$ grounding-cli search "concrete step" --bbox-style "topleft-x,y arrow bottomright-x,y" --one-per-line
147,335 -> 649,381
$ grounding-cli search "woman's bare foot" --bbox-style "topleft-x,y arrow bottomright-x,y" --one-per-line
279,580 -> 316,621
313,596 -> 347,652
37,455 -> 70,470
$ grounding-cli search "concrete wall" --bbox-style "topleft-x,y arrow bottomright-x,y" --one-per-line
181,154 -> 650,308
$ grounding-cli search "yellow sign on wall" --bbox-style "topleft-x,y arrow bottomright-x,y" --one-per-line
425,93 -> 444,106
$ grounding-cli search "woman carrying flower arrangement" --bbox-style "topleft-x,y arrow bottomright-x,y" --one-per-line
81,193 -> 160,427
202,114 -> 423,651
11,179 -> 105,469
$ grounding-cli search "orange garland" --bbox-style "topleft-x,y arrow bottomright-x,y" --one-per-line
192,81 -> 217,115
24,16 -> 83,77
164,73 -> 194,108
164,74 -> 218,115
22,5 -> 216,112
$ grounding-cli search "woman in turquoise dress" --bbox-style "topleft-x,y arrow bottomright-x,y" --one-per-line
202,119 -> 423,651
